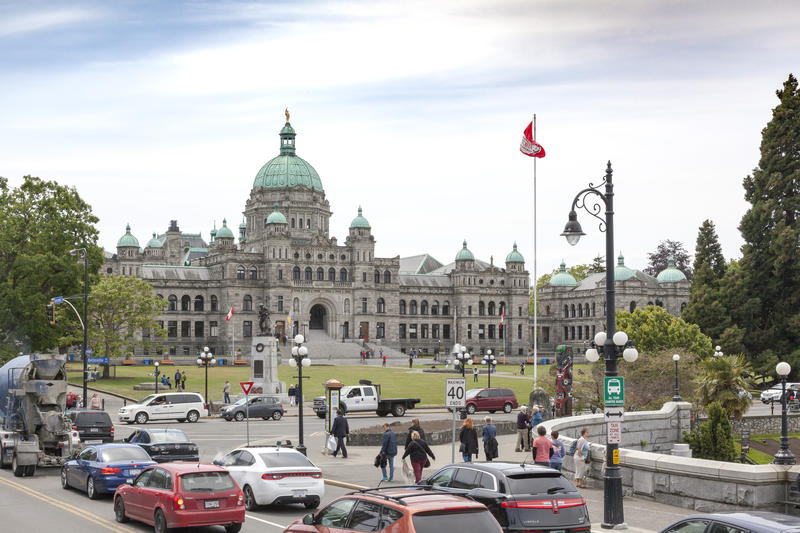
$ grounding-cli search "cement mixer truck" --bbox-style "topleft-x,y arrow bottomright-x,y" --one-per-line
0,354 -> 79,477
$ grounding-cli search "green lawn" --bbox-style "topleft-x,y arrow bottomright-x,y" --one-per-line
733,433 -> 800,465
68,362 -> 551,405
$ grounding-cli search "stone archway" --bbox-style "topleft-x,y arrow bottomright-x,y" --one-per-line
309,304 -> 327,331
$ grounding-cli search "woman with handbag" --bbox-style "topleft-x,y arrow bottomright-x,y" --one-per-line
402,431 -> 435,483
459,418 -> 479,462
574,428 -> 591,488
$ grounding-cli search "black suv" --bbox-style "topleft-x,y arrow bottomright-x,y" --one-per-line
421,462 -> 591,533
65,409 -> 114,444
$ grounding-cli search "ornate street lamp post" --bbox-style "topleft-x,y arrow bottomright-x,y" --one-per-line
714,345 -> 723,357
774,361 -> 796,465
197,346 -> 216,405
483,349 -> 497,388
69,248 -> 88,406
456,345 -> 472,379
289,334 -> 311,456
672,354 -> 681,402
154,361 -> 160,394
561,161 -> 638,528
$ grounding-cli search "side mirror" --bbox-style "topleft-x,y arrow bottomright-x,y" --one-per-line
302,513 -> 315,525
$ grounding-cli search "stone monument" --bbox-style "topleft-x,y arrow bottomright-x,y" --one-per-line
250,304 -> 280,394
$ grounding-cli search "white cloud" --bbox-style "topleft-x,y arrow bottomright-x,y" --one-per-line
0,7 -> 100,37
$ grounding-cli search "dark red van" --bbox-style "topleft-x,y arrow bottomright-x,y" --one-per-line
464,388 -> 518,414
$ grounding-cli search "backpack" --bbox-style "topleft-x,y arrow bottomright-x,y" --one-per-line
568,439 -> 578,456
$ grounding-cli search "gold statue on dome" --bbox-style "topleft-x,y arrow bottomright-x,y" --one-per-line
285,108 -> 290,122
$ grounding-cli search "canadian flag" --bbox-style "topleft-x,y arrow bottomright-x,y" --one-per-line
500,310 -> 505,328
226,307 -> 234,321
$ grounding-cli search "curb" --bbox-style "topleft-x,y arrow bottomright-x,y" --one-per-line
324,479 -> 368,490
68,383 -> 137,403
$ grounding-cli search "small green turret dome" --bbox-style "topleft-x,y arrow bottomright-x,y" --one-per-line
117,224 -> 139,248
146,232 -> 162,248
266,203 -> 287,224
614,253 -> 636,281
550,261 -> 578,287
350,206 -> 370,228
505,242 -> 525,263
239,219 -> 246,229
657,255 -> 687,283
455,240 -> 475,261
252,116 -> 323,192
215,219 -> 235,239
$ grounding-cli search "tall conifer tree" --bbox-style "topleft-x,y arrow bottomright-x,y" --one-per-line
682,220 -> 729,342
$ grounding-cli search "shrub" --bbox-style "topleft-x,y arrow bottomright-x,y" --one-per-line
683,402 -> 736,461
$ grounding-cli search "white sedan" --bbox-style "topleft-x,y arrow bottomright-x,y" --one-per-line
214,444 -> 324,511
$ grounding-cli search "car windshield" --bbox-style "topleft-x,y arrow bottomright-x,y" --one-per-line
412,509 -> 498,533
180,471 -> 236,492
149,431 -> 190,443
139,395 -> 156,405
101,447 -> 151,462
259,452 -> 315,468
506,472 -> 575,495
232,398 -> 247,406
466,389 -> 480,399
77,412 -> 111,425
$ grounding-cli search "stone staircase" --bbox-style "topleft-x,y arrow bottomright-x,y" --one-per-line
300,330 -> 366,361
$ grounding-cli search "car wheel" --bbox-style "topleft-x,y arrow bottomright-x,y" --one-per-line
243,485 -> 257,511
114,496 -> 129,523
466,403 -> 476,414
234,411 -> 245,421
135,412 -> 149,424
503,402 -> 513,414
186,410 -> 200,423
26,464 -> 35,476
87,477 -> 99,500
12,455 -> 24,477
61,467 -> 69,489
317,413 -> 326,419
225,524 -> 242,533
154,508 -> 170,533
272,411 -> 282,421
392,404 -> 406,417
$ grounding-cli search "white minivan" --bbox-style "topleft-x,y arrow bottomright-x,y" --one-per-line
118,392 -> 208,424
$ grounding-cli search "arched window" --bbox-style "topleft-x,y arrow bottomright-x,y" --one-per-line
421,300 -> 429,315
305,267 -> 313,281
655,299 -> 663,307
249,268 -> 258,280
431,301 -> 439,315
210,295 -> 218,312
316,267 -> 324,281
629,301 -> 636,312
328,268 -> 336,281
181,295 -> 191,311
344,298 -> 350,314
442,301 -> 450,315
384,270 -> 391,284
236,266 -> 245,280
518,324 -> 523,340
243,295 -> 252,311
409,300 -> 418,315
340,268 -> 348,281
499,302 -> 505,317
592,303 -> 596,316
194,296 -> 204,312
168,295 -> 178,311
374,270 -> 380,283
680,302 -> 687,313
578,304 -> 583,317
546,305 -> 551,316
291,218 -> 296,228
292,266 -> 301,280
563,305 -> 569,318
570,304 -> 576,317
585,325 -> 590,339
479,301 -> 485,316
399,300 -> 406,315
488,302 -> 496,316
377,298 -> 385,313
584,303 -> 590,316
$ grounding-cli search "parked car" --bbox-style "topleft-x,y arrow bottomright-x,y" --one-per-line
117,392 -> 208,424
283,486 -> 503,533
760,383 -> 800,403
65,409 -> 115,443
421,462 -> 590,533
463,388 -> 519,414
61,443 -> 156,499
122,428 -> 199,462
220,395 -> 284,421
113,463 -> 245,533
659,512 -> 800,533
214,443 -> 323,510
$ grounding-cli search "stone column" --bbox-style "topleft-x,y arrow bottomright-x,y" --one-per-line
251,336 -> 281,395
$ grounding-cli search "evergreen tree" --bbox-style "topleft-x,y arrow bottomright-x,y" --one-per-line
683,402 -> 736,462
644,240 -> 693,279
693,220 -> 726,281
682,220 -> 730,342
736,74 -> 800,374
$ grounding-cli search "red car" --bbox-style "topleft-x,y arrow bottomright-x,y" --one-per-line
113,463 -> 244,533
464,387 -> 519,414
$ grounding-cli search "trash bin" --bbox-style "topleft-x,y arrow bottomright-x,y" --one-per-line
68,353 -> 74,361
218,358 -> 225,366
541,358 -> 549,365
143,358 -> 151,365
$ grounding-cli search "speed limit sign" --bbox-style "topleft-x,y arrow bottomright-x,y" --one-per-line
445,378 -> 466,408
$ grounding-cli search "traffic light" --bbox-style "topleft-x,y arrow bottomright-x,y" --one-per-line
46,301 -> 55,324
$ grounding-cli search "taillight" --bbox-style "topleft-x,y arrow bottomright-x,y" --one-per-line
502,498 -> 585,511
72,425 -> 78,431
237,492 -> 244,506
203,403 -> 207,410
173,493 -> 185,510
110,426 -> 115,435
311,472 -> 322,479
262,472 -> 321,480
101,467 -> 121,475
262,473 -> 283,480
151,446 -> 160,452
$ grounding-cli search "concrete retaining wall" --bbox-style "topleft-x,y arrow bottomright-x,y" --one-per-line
348,420 -> 517,447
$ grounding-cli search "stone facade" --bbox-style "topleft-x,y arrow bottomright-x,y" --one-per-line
103,118 -> 531,359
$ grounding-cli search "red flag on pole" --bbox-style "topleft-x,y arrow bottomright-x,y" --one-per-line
520,122 -> 545,158
500,310 -> 505,329
226,307 -> 234,321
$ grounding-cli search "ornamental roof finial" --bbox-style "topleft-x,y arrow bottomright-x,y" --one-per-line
285,108 -> 290,122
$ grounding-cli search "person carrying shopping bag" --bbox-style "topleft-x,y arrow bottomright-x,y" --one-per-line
402,431 -> 435,483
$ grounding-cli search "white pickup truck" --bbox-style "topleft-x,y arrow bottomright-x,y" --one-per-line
313,381 -> 420,418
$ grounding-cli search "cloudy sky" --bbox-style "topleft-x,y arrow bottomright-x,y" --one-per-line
2,0 -> 798,277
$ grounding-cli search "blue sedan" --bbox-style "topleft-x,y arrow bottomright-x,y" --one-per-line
60,443 -> 156,499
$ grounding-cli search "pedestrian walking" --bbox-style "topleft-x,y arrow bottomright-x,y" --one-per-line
550,430 -> 565,471
408,355 -> 413,368
574,428 -> 591,488
473,367 -> 479,382
89,393 -> 102,409
382,354 -> 387,367
515,406 -> 529,452
459,418 -> 479,462
402,430 -> 435,483
532,425 -> 553,466
287,384 -> 296,406
405,418 -> 426,449
482,416 -> 498,461
520,361 -> 525,375
223,380 -> 231,404
380,423 -> 398,482
174,369 -> 182,390
180,370 -> 187,391
293,383 -> 301,406
331,411 -> 349,458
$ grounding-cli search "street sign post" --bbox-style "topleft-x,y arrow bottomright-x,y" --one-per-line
87,357 -> 109,364
604,376 -> 624,406
446,378 -> 466,462
604,407 -> 624,421
240,381 -> 254,445
53,296 -> 64,304
607,420 -> 622,444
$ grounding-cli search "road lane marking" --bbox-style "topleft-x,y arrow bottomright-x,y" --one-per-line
246,513 -> 287,529
0,475 -> 133,533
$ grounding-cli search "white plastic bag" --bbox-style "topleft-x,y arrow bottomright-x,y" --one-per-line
327,435 -> 337,453
402,459 -> 414,484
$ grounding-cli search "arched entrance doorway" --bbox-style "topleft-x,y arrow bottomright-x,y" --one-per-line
309,304 -> 326,331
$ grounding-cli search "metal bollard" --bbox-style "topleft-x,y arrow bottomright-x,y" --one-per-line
123,399 -> 127,407
102,398 -> 105,410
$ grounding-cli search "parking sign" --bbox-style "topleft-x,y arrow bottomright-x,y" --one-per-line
445,378 -> 466,408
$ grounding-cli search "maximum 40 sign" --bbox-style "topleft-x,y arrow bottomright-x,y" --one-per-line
445,378 -> 466,408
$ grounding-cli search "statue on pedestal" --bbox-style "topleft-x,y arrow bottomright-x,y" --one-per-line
258,304 -> 271,336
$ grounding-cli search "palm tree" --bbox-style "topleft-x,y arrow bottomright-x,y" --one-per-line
696,354 -> 754,419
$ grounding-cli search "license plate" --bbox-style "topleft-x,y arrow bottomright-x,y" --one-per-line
89,428 -> 99,432
128,469 -> 141,476
293,490 -> 307,498
86,440 -> 102,444
204,500 -> 220,509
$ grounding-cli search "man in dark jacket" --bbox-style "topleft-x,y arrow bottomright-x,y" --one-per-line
380,423 -> 398,482
331,411 -> 349,458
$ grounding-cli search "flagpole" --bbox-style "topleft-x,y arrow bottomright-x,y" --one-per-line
533,114 -> 538,392
231,313 -> 235,360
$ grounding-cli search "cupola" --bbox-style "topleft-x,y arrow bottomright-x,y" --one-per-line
550,261 -> 578,287
657,255 -> 688,283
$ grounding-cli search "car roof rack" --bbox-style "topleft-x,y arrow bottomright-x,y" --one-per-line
352,485 -> 455,506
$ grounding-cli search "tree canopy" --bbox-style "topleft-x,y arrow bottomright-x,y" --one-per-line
616,306 -> 714,357
643,239 -> 693,280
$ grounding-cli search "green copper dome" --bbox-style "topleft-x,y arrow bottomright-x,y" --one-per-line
614,253 -> 637,281
215,219 -> 235,239
455,240 -> 475,261
657,255 -> 687,283
550,261 -> 578,287
252,118 -> 323,192
146,232 -> 163,248
266,203 -> 287,224
350,206 -> 370,228
117,224 -> 139,248
505,242 -> 525,263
